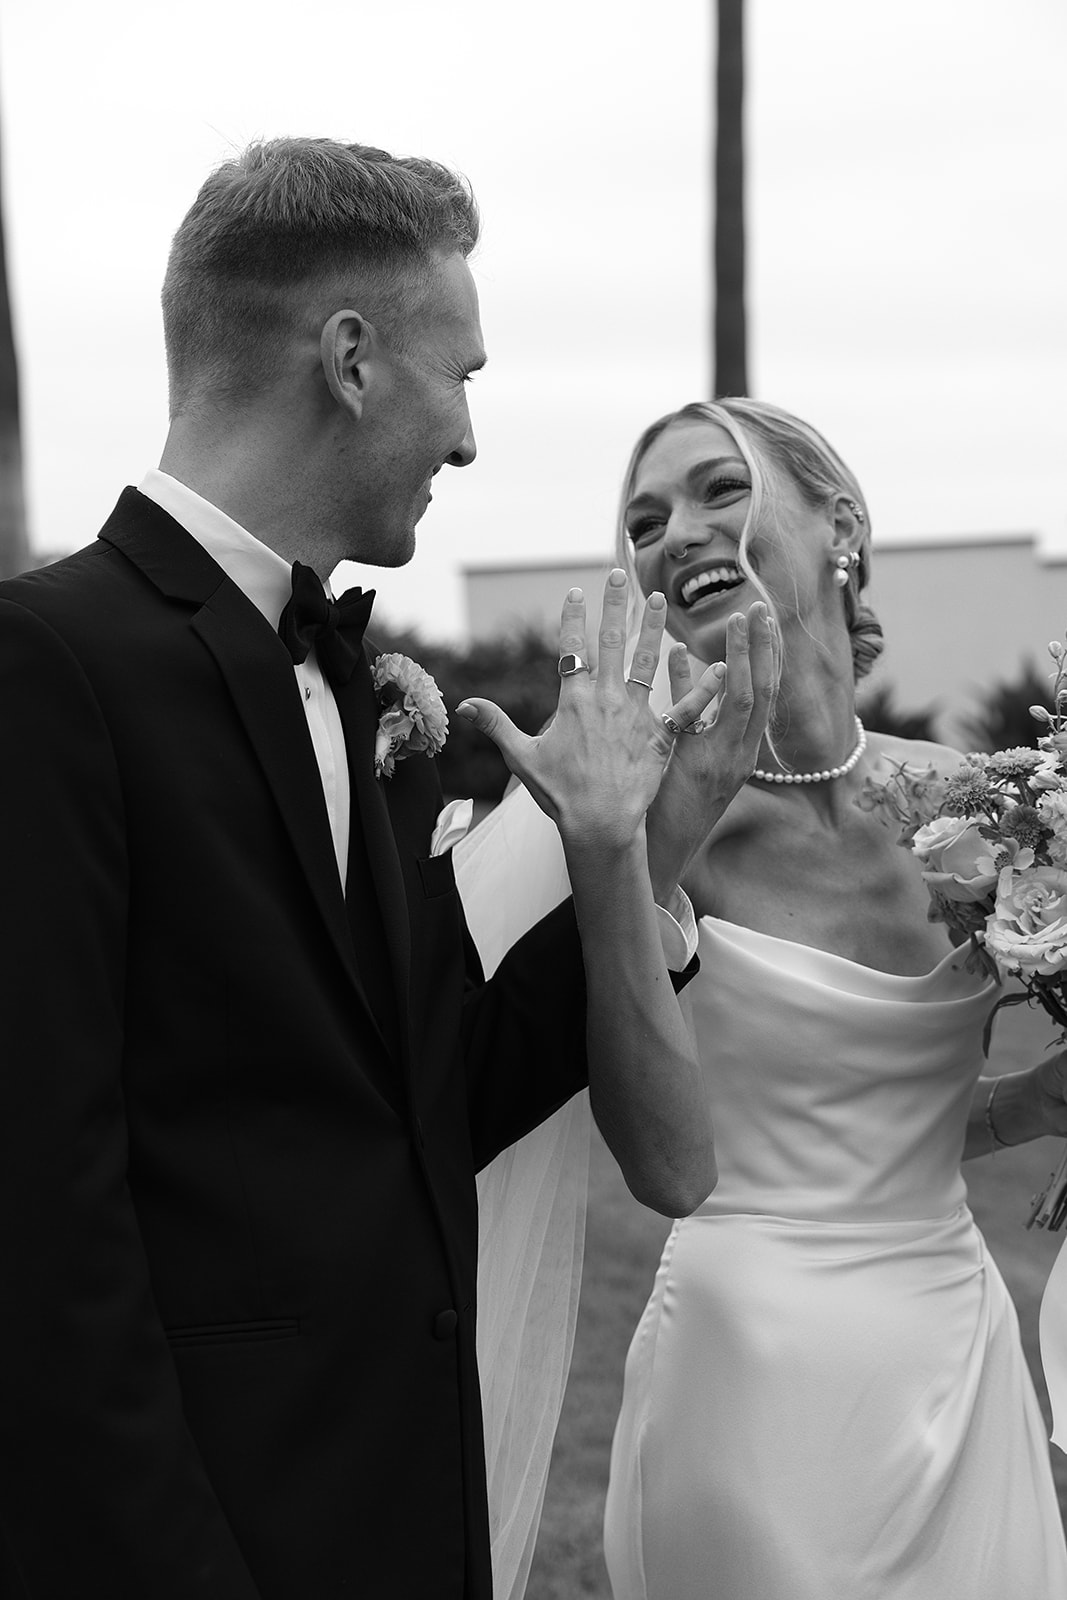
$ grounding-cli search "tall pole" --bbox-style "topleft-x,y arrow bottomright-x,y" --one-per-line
713,0 -> 748,397
0,100 -> 29,579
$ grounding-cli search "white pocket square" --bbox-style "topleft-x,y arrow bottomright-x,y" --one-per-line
430,797 -> 474,857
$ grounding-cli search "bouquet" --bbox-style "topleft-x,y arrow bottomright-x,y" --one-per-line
857,636 -> 1067,1227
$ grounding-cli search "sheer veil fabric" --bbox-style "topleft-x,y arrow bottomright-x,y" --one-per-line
456,786 -> 589,1600
458,643 -> 684,1597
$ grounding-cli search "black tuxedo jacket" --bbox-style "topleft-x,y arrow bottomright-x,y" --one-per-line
0,490 -> 591,1598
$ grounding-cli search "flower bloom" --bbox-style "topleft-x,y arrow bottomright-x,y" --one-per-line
984,747 -> 1048,779
984,865 -> 1067,977
1038,790 -> 1067,866
1030,749 -> 1067,791
372,653 -> 448,779
911,815 -> 1002,903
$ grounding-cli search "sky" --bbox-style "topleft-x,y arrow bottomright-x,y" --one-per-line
1,0 -> 1064,640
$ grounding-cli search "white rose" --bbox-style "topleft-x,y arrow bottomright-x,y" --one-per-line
983,865 -> 1067,977
911,815 -> 1000,904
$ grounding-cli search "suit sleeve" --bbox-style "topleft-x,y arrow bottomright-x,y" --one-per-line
0,601 -> 261,1596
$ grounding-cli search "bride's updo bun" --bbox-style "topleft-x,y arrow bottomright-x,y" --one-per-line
846,602 -> 885,683
617,397 -> 885,685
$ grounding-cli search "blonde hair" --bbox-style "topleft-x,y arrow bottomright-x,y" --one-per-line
615,398 -> 883,682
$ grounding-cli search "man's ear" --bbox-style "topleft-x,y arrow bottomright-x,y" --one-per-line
319,309 -> 374,419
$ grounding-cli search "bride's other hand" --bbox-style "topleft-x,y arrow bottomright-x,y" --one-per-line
967,1055 -> 1067,1158
646,602 -> 777,899
1032,1052 -> 1067,1138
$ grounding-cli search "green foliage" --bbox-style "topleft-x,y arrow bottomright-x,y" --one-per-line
958,658 -> 1053,753
856,683 -> 937,742
370,619 -> 559,800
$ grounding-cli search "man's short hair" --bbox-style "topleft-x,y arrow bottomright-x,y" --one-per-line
161,137 -> 480,415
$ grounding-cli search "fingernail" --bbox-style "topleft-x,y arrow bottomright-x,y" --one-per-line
735,614 -> 748,638
454,703 -> 477,721
567,587 -> 583,603
648,591 -> 665,610
711,662 -> 726,679
608,568 -> 627,587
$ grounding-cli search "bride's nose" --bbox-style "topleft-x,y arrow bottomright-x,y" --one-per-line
664,510 -> 711,561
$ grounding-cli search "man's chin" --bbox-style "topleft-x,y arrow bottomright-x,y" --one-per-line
344,534 -> 417,570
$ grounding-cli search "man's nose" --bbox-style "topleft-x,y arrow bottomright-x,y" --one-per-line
446,423 -> 477,468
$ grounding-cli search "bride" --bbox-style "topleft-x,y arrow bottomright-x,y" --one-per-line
597,397 -> 1067,1598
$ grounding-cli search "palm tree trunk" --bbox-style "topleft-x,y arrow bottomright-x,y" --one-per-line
0,112 -> 29,579
713,0 -> 748,397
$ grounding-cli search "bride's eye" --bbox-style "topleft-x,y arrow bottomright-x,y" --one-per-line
627,518 -> 665,548
703,476 -> 750,502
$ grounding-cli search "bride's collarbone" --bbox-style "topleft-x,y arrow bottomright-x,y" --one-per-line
687,807 -> 953,974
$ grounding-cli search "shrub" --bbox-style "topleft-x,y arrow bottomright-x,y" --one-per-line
856,684 -> 938,742
958,659 -> 1053,753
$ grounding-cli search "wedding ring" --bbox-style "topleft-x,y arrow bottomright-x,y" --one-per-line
557,653 -> 591,677
661,714 -> 683,736
626,676 -> 655,690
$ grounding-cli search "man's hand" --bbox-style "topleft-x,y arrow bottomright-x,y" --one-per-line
646,603 -> 778,897
455,570 -> 724,853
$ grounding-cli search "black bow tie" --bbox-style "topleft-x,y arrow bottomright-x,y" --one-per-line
277,561 -> 375,687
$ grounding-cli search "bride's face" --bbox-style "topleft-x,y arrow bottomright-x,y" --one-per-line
624,419 -> 833,662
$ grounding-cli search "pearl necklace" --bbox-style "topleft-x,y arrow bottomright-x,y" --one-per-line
751,717 -> 867,785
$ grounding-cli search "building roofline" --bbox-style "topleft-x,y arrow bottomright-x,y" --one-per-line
873,531 -> 1036,553
463,556 -> 613,576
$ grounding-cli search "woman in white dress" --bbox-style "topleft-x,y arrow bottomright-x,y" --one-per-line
602,398 -> 1067,1599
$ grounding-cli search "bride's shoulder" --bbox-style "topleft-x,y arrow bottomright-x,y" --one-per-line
863,729 -> 967,781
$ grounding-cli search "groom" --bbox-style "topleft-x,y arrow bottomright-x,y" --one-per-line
0,139 -> 721,1598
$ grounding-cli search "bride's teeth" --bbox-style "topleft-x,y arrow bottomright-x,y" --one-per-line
681,566 -> 743,605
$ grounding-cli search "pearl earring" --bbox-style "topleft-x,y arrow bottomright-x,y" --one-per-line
833,551 -> 860,588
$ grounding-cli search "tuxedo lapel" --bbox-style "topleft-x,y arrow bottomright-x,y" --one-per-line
98,492 -> 393,1049
191,587 -> 359,979
333,656 -> 414,1069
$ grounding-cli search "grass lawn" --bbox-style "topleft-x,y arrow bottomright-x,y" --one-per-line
526,1001 -> 1067,1599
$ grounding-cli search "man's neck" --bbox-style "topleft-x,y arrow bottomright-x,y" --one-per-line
158,428 -> 332,575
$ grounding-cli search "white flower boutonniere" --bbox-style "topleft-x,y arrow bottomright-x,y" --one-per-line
372,652 -> 448,779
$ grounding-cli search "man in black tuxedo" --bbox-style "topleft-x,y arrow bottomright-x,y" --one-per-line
0,139 -> 766,1598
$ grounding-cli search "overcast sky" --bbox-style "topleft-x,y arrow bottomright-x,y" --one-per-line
1,0 -> 1064,638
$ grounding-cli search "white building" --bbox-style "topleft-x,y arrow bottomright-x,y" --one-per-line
464,534 -> 1067,746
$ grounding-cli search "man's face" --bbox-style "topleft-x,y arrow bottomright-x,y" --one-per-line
347,251 -> 485,567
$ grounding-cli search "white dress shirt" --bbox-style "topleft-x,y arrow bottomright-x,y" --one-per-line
137,468 -> 697,965
140,468 -> 354,887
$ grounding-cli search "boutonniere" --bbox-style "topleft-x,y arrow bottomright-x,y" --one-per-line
372,652 -> 448,780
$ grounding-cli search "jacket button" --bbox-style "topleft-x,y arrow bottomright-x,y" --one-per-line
433,1309 -> 458,1341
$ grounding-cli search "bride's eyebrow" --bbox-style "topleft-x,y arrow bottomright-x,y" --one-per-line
627,454 -> 749,512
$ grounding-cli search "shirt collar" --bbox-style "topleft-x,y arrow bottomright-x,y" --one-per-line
138,468 -> 329,628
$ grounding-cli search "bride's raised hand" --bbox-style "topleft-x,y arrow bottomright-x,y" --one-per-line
454,569 -> 725,855
645,602 -> 778,896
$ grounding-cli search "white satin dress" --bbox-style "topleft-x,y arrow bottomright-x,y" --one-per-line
603,916 -> 1067,1599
